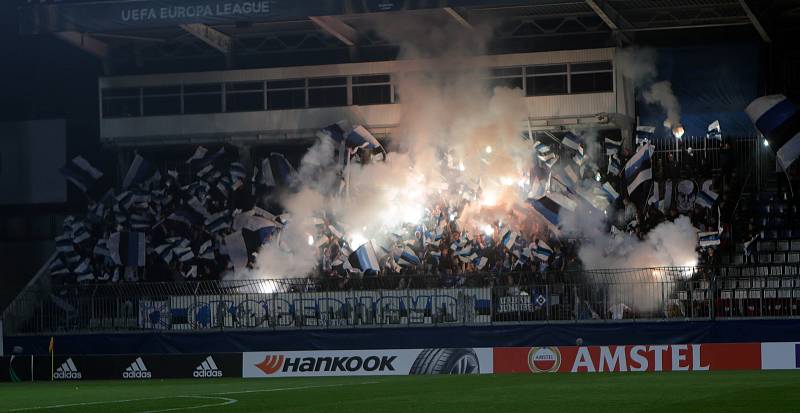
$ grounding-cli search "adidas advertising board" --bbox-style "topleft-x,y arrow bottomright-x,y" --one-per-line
54,358 -> 82,380
122,357 -> 151,379
193,356 -> 223,378
0,354 -> 242,381
243,348 -> 494,378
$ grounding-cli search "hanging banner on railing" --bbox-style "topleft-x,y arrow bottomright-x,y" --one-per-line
139,288 -> 493,330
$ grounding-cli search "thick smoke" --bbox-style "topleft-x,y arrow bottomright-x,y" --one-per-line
617,48 -> 682,130
243,14 -> 532,279
234,20 -> 699,316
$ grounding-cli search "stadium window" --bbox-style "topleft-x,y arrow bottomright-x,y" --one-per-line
226,81 -> 264,112
142,86 -> 181,116
352,74 -> 392,105
267,79 -> 306,110
487,67 -> 523,91
183,83 -> 223,114
102,88 -> 141,118
569,61 -> 613,94
308,76 -> 347,108
525,64 -> 568,96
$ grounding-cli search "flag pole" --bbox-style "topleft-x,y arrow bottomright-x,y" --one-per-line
49,336 -> 54,381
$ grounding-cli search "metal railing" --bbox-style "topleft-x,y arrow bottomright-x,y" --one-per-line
5,265 -> 800,335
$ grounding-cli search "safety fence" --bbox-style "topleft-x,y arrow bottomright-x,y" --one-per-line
5,265 -> 800,335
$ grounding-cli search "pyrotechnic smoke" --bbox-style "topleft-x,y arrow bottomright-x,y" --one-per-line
231,20 -> 700,315
617,48 -> 682,130
241,15 -> 533,279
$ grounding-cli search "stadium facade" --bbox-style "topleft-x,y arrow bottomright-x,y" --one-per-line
4,0 -> 800,382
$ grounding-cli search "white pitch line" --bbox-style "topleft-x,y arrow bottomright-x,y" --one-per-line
212,382 -> 374,395
140,396 -> 238,413
5,381 -> 381,412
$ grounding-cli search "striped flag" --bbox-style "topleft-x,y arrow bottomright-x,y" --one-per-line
398,247 -> 421,267
698,231 -> 721,247
109,231 -> 146,267
533,240 -> 553,261
346,125 -> 382,149
624,143 -> 653,208
601,182 -> 619,204
695,179 -> 718,209
60,156 -> 103,193
348,241 -> 381,275
746,95 -> 800,169
500,229 -> 518,250
529,193 -> 576,232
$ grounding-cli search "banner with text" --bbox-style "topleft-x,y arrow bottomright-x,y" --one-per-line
139,288 -> 492,330
243,348 -> 493,378
493,343 -> 762,373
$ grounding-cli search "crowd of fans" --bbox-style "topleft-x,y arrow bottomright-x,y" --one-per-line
49,127 -> 799,290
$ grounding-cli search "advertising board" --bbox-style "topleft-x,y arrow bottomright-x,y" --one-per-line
243,348 -> 494,378
493,343 -> 762,373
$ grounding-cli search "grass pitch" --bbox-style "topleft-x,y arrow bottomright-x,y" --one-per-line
1,371 -> 799,412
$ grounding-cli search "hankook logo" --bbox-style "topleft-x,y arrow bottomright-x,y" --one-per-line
255,354 -> 397,375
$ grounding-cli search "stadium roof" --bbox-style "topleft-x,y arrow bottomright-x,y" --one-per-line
17,0 -> 799,74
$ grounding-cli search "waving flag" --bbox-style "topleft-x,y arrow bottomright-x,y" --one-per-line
348,241 -> 380,275
529,193 -> 575,232
346,125 -> 382,149
122,153 -> 153,189
601,182 -> 619,204
624,143 -> 653,208
500,229 -> 518,250
636,125 -> 655,146
698,231 -> 721,247
472,256 -> 488,270
605,137 -> 622,155
561,132 -> 583,155
60,156 -> 103,193
707,120 -> 722,140
746,94 -> 800,169
533,240 -> 553,261
316,122 -> 347,144
398,247 -> 421,267
259,157 -> 277,187
270,153 -> 297,186
108,231 -> 146,267
696,179 -> 718,209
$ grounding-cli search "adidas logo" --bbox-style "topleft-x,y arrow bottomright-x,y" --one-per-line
122,357 -> 152,379
54,358 -> 82,380
193,356 -> 223,378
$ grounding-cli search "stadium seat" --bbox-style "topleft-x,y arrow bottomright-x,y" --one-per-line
759,253 -> 772,263
752,278 -> 766,288
758,241 -> 775,252
778,288 -> 792,298
781,278 -> 794,288
778,240 -> 790,251
773,254 -> 786,264
733,255 -> 744,265
788,253 -> 800,263
767,277 -> 781,288
771,266 -> 784,275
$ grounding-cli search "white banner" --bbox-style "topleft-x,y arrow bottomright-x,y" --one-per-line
243,348 -> 493,378
156,288 -> 492,330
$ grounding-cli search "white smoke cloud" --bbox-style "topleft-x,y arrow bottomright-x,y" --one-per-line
617,47 -> 682,130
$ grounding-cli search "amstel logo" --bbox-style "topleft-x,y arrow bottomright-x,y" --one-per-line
255,355 -> 285,375
527,346 -> 561,373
